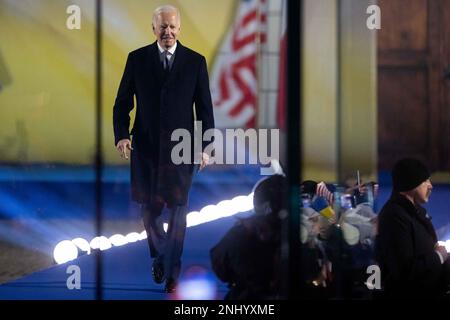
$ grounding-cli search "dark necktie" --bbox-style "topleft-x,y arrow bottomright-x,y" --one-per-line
162,51 -> 170,71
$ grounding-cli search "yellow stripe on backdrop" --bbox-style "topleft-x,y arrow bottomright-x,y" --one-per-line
0,0 -> 235,164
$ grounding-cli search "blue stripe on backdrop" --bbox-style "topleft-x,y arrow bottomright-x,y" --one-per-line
0,165 -> 262,220
0,165 -> 449,239
0,164 -> 263,255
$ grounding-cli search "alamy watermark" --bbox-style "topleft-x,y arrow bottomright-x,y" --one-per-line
66,5 -> 81,30
66,4 -> 379,31
365,264 -> 381,290
66,265 -> 81,290
366,5 -> 381,30
171,121 -> 280,175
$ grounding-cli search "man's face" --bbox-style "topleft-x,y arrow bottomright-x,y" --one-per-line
153,10 -> 180,49
412,179 -> 433,204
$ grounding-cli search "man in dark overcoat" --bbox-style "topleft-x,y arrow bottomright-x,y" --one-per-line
375,158 -> 448,298
113,4 -> 214,293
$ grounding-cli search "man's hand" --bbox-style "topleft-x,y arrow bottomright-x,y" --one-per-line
199,152 -> 210,171
435,244 -> 448,262
116,139 -> 133,160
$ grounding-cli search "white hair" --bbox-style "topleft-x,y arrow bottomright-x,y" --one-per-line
152,5 -> 181,27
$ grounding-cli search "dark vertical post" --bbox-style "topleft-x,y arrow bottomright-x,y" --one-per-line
336,0 -> 342,184
95,0 -> 103,301
286,0 -> 302,299
335,0 -> 344,299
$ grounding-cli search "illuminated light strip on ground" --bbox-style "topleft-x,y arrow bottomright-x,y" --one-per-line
53,193 -> 254,264
53,192 -> 450,265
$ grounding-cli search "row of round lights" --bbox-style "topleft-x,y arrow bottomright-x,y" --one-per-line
54,192 -> 450,265
53,231 -> 148,264
53,193 -> 255,264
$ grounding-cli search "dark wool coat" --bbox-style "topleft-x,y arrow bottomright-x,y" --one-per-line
375,193 -> 447,298
113,41 -> 215,206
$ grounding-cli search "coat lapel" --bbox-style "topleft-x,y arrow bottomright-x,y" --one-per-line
148,41 -> 185,83
148,41 -> 165,83
415,205 -> 438,242
393,194 -> 438,242
169,41 -> 186,78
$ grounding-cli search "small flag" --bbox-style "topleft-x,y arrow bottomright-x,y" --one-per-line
316,181 -> 334,205
311,196 -> 335,221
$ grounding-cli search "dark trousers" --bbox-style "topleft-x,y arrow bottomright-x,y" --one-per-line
141,202 -> 188,281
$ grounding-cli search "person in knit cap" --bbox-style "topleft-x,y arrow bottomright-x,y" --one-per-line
375,158 -> 449,298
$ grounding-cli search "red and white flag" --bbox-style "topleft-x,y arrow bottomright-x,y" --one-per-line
317,181 -> 335,205
210,0 -> 267,128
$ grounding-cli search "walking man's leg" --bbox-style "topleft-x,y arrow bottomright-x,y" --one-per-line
141,201 -> 166,283
163,205 -> 188,292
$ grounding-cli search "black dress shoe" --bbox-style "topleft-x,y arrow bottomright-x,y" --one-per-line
152,259 -> 165,284
165,278 -> 177,293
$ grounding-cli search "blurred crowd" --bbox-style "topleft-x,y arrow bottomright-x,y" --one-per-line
210,163 -> 450,300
